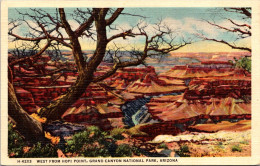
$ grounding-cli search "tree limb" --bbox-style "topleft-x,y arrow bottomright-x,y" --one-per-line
107,29 -> 137,42
59,8 -> 86,73
9,41 -> 51,66
92,63 -> 119,82
106,8 -> 124,25
201,36 -> 251,52
228,19 -> 251,29
205,20 -> 251,36
74,15 -> 94,37
224,8 -> 251,18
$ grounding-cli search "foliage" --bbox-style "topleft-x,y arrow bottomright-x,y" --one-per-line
8,123 -> 26,157
65,130 -> 90,153
82,144 -> 111,157
231,144 -> 242,152
114,144 -> 133,157
110,128 -> 126,140
240,141 -> 249,145
8,123 -> 58,158
233,56 -> 251,72
64,126 -> 107,153
131,146 -> 142,156
127,124 -> 149,136
65,126 -> 142,157
9,123 -> 143,157
22,142 -> 58,158
175,144 -> 191,157
216,141 -> 225,149
157,143 -> 168,149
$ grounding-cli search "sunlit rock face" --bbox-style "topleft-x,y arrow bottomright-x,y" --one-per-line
11,52 -> 251,137
125,73 -> 187,95
134,61 -> 251,137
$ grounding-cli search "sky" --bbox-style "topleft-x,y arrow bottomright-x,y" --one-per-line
8,7 -> 251,52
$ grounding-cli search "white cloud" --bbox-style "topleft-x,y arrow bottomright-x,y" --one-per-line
68,20 -> 80,31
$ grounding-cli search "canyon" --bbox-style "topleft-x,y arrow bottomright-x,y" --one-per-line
11,52 -> 251,145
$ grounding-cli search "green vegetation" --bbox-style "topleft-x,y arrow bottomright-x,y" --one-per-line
64,126 -> 143,157
81,144 -> 111,157
157,143 -> 168,149
114,144 -> 133,157
240,141 -> 249,145
23,142 -> 58,158
216,141 -> 225,149
131,146 -> 142,156
176,144 -> 191,157
8,123 -> 26,157
230,56 -> 251,72
126,124 -> 149,136
8,123 -> 58,158
64,126 -> 112,157
9,123 -> 143,158
110,128 -> 126,140
231,144 -> 242,152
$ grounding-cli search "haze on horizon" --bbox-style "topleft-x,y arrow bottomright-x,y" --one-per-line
8,7 -> 251,52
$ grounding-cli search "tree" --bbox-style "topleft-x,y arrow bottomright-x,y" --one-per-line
8,80 -> 44,143
197,7 -> 251,52
8,8 -> 190,142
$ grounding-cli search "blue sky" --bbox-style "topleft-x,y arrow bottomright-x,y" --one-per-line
8,7 -> 251,52
8,7 -> 229,23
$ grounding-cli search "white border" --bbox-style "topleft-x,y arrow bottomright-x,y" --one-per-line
1,0 -> 260,165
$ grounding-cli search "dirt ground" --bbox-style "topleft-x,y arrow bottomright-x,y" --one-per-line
151,120 -> 251,157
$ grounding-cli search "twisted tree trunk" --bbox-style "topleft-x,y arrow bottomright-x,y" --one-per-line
38,8 -> 109,122
38,72 -> 92,121
8,81 -> 44,143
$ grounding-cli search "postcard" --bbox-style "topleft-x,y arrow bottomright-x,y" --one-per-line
1,0 -> 260,165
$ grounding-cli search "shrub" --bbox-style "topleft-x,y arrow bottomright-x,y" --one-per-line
8,123 -> 58,158
82,144 -> 110,157
64,125 -> 146,157
131,146 -> 142,156
114,144 -> 133,157
157,143 -> 168,149
23,142 -> 58,158
176,144 -> 190,157
240,141 -> 249,145
218,141 -> 223,145
65,130 -> 90,153
216,142 -> 225,149
9,123 -> 143,157
65,126 -> 109,153
8,123 -> 26,157
231,145 -> 242,152
65,126 -> 121,157
110,128 -> 126,140
87,126 -> 108,142
233,56 -> 251,72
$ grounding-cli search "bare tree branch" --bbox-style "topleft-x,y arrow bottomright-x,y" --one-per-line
107,29 -> 137,42
200,7 -> 251,52
200,35 -> 251,52
225,8 -> 251,18
59,8 -> 86,73
228,19 -> 251,29
9,41 -> 51,66
74,15 -> 94,37
205,20 -> 251,36
106,8 -> 124,25
92,63 -> 119,82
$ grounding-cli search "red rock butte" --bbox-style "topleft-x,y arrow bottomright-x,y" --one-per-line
11,52 -> 251,134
